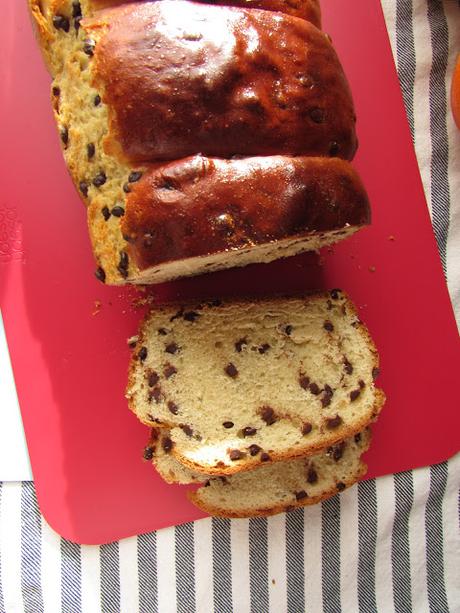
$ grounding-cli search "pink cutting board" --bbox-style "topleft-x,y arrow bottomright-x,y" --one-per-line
1,0 -> 459,545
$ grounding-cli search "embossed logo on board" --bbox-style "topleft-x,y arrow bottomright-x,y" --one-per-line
0,205 -> 24,263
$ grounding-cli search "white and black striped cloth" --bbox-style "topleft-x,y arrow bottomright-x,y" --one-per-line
1,1 -> 459,611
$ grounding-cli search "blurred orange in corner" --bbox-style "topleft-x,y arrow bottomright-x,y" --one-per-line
452,54 -> 460,130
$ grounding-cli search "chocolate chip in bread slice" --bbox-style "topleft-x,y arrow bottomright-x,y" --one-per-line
127,291 -> 385,475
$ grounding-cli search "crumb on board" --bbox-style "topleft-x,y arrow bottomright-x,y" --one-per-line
388,235 -> 396,241
369,265 -> 376,272
92,300 -> 102,315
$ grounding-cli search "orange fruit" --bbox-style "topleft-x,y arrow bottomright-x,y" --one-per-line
452,54 -> 460,130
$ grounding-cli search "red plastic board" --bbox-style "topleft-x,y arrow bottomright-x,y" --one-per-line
1,0 -> 459,544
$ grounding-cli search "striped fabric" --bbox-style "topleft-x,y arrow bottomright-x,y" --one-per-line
1,1 -> 459,611
0,458 -> 459,612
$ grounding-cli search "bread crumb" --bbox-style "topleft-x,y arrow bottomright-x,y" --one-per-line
272,578 -> 276,585
132,295 -> 155,309
368,265 -> 376,273
388,235 -> 395,241
92,300 -> 102,315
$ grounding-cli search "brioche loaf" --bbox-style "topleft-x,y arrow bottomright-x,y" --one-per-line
28,0 -> 365,285
127,291 -> 385,475
147,428 -> 371,517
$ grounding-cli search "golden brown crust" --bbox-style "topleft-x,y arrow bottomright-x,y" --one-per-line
86,1 -> 356,162
188,461 -> 368,518
28,0 -> 56,73
122,156 -> 370,271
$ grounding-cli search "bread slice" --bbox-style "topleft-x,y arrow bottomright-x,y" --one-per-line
146,428 -> 371,517
28,0 -> 365,286
127,291 -> 385,475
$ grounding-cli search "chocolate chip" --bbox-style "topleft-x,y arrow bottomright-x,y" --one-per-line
336,482 -> 346,492
72,2 -> 82,16
118,251 -> 129,278
52,86 -> 60,97
258,343 -> 270,354
321,385 -> 334,408
162,437 -> 173,453
350,389 -> 361,401
149,387 -> 162,403
329,441 -> 346,461
260,452 -> 271,462
169,309 -> 184,322
224,363 -> 238,378
372,367 -> 380,381
165,342 -> 178,354
309,108 -> 325,123
60,126 -> 68,146
180,424 -> 193,437
183,311 -> 199,322
309,383 -> 320,395
242,426 -> 257,437
128,171 -> 143,183
330,289 -> 340,300
123,183 -> 131,193
284,324 -> 293,335
229,449 -> 244,461
93,172 -> 107,187
307,467 -> 318,484
94,94 -> 101,106
83,39 -> 95,56
53,15 -> 70,32
163,363 -> 177,379
344,358 -> 353,375
326,415 -> 343,429
94,266 -> 105,283
358,380 -> 365,389
87,143 -> 95,159
158,328 -> 168,336
295,490 -> 308,501
79,181 -> 89,197
249,444 -> 261,456
302,422 -> 313,435
138,346 -> 148,361
260,406 -> 277,425
147,371 -> 159,387
111,206 -> 125,217
329,142 -> 340,156
299,375 -> 310,390
354,433 -> 362,443
235,338 -> 247,352
324,321 -> 334,332
168,401 -> 179,415
143,446 -> 154,461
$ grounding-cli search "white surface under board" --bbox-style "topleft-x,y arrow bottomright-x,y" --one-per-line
0,310 -> 32,481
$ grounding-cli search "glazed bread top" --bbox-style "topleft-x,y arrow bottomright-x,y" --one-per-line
122,155 -> 370,270
84,0 -> 356,162
90,0 -> 322,25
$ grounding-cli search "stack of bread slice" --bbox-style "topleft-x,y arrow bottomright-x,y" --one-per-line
127,292 -> 385,517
